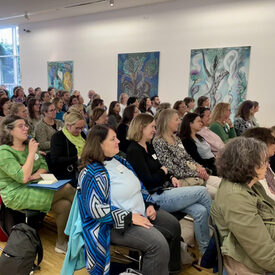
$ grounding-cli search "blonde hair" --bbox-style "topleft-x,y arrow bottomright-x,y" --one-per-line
119,93 -> 128,104
63,109 -> 85,127
156,109 -> 178,138
210,102 -> 230,123
127,113 -> 154,142
10,103 -> 25,116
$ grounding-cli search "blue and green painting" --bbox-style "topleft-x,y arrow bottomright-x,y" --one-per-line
189,46 -> 251,114
118,51 -> 160,100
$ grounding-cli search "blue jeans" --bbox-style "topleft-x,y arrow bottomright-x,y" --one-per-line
151,186 -> 212,254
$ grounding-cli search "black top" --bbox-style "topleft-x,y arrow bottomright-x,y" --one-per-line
117,123 -> 131,153
49,130 -> 86,187
181,136 -> 217,175
126,141 -> 171,194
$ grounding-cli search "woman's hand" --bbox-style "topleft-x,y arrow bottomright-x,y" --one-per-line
225,118 -> 233,128
132,213 -> 153,229
161,166 -> 168,174
28,139 -> 39,155
197,165 -> 209,181
146,205 -> 156,221
171,177 -> 181,188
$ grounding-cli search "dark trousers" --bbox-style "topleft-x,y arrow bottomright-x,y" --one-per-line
111,209 -> 181,275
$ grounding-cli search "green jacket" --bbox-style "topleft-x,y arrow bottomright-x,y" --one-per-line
211,180 -> 275,274
209,122 -> 236,143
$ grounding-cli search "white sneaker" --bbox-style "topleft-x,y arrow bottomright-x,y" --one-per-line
55,240 -> 67,254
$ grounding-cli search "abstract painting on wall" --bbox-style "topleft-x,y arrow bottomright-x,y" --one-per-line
188,46 -> 251,114
117,51 -> 160,99
47,61 -> 73,92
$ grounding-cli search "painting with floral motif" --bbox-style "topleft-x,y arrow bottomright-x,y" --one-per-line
47,61 -> 73,92
188,46 -> 251,114
117,51 -> 160,99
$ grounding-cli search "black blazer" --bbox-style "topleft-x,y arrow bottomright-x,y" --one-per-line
126,141 -> 171,194
50,130 -> 86,186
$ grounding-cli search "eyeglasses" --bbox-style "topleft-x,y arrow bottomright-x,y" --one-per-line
48,108 -> 56,112
15,123 -> 29,129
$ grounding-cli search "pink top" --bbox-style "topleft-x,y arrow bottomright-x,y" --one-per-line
198,126 -> 224,156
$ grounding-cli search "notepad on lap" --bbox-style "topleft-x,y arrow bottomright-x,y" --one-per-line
38,174 -> 58,185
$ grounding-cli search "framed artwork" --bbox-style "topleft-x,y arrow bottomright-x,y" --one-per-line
47,61 -> 73,92
117,51 -> 160,99
189,46 -> 251,114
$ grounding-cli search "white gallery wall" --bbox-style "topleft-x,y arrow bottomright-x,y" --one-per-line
19,0 -> 275,126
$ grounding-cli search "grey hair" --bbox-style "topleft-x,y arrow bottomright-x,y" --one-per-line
41,102 -> 53,115
216,137 -> 268,185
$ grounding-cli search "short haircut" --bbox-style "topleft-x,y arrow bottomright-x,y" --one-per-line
80,124 -> 113,167
242,127 -> 275,145
41,102 -> 53,115
197,96 -> 208,107
127,96 -> 138,106
61,90 -> 69,97
40,91 -> 49,101
156,108 -> 178,138
216,137 -> 268,185
150,95 -> 158,101
128,113 -> 154,142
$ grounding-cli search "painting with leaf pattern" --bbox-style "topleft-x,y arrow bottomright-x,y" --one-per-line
117,52 -> 160,100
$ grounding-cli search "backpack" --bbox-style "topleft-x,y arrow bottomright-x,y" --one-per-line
0,223 -> 43,275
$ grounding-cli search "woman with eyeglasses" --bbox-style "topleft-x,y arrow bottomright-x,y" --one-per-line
0,115 -> 75,254
211,137 -> 275,274
34,102 -> 63,153
50,109 -> 86,187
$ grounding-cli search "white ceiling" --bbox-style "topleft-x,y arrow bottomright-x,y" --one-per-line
0,0 -> 174,26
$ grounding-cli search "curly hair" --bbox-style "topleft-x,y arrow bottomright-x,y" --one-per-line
216,137 -> 268,185
0,115 -> 28,146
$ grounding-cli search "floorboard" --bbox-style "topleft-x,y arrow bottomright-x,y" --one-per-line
0,221 -> 214,275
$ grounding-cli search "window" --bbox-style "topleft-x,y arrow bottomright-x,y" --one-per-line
0,26 -> 20,96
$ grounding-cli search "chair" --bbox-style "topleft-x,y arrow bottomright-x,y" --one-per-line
0,196 -> 45,236
208,215 -> 223,275
111,244 -> 143,272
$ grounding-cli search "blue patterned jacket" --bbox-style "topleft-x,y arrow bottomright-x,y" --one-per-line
77,155 -> 155,275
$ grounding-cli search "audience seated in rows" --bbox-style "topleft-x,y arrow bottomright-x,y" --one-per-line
234,100 -> 254,136
107,100 -> 121,129
179,113 -> 217,175
152,109 -> 221,198
35,102 -> 64,153
126,113 -> 212,256
50,110 -> 86,188
0,115 -> 75,254
211,137 -> 275,274
75,124 -> 182,275
209,102 -> 236,142
194,107 -> 224,156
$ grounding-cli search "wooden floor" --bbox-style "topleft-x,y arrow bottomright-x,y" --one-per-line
0,219 -> 214,275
